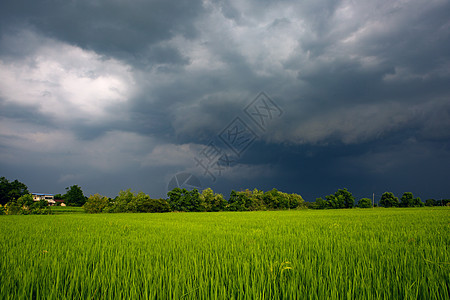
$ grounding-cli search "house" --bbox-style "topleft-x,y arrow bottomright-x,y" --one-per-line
32,193 -> 56,206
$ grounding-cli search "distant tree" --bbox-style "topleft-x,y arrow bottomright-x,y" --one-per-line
17,194 -> 35,208
400,192 -> 415,207
83,194 -> 109,213
263,189 -> 281,209
64,185 -> 86,206
250,189 -> 266,210
167,188 -> 184,211
167,188 -> 202,212
326,194 -> 344,209
315,197 -> 327,209
288,193 -> 305,209
0,177 -> 29,205
413,197 -> 424,207
425,199 -> 436,206
335,188 -> 355,208
187,189 -> 202,212
200,188 -> 227,212
358,198 -> 372,208
137,197 -> 170,213
379,192 -> 399,207
54,193 -> 64,200
5,194 -> 51,215
227,190 -> 248,211
400,192 -> 424,207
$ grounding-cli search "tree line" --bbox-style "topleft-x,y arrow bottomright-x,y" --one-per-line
0,177 -> 87,215
1,176 -> 449,215
312,190 -> 449,209
83,188 -> 305,214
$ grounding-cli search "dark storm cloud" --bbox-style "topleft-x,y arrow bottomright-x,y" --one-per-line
1,0 -> 449,199
0,0 -> 202,68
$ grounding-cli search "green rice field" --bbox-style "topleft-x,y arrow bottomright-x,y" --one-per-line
0,208 -> 448,299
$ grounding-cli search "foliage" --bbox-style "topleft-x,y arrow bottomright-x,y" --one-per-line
64,185 -> 86,207
314,198 -> 327,209
0,177 -> 29,205
228,190 -> 251,211
424,199 -> 450,206
83,194 -> 109,213
379,192 -> 399,207
167,188 -> 203,212
314,188 -> 355,209
358,198 -> 372,208
3,194 -> 52,215
0,209 -> 448,299
228,188 -> 304,211
105,189 -> 170,213
399,192 -> 424,207
199,188 -> 227,212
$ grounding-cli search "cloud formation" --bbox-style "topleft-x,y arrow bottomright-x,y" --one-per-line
1,0 -> 449,200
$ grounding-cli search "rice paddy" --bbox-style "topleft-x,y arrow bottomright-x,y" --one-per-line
0,208 -> 448,299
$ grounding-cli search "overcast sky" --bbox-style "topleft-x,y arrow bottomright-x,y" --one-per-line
1,0 -> 449,202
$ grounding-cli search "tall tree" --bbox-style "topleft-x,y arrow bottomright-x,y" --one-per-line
64,185 -> 86,206
358,198 -> 372,208
379,192 -> 399,207
83,194 -> 109,213
0,177 -> 29,205
400,192 -> 415,207
335,188 -> 355,208
200,188 -> 227,212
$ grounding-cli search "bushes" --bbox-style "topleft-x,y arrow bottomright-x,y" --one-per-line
314,189 -> 355,209
2,194 -> 52,215
88,190 -> 171,213
83,194 -> 109,213
227,189 -> 305,211
358,198 -> 372,208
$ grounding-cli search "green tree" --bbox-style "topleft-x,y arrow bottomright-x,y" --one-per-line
0,177 -> 29,205
400,192 -> 414,207
335,188 -> 355,208
425,199 -> 436,207
413,197 -> 424,207
379,192 -> 399,207
250,189 -> 266,210
83,194 -> 109,213
326,194 -> 344,209
4,193 -> 51,215
200,188 -> 227,212
227,190 -> 248,211
399,192 -> 424,207
263,189 -> 283,209
288,193 -> 305,209
64,185 -> 86,206
17,194 -> 34,208
315,197 -> 327,209
358,198 -> 372,208
167,188 -> 202,212
137,197 -> 170,213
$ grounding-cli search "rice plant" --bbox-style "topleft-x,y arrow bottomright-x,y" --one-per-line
0,208 -> 448,299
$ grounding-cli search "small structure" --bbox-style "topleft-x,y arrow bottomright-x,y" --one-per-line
32,193 -> 56,206
54,199 -> 66,206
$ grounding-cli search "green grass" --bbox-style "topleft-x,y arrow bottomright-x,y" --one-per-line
50,206 -> 85,214
0,208 -> 448,299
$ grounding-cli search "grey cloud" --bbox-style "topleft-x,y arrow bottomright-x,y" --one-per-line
0,0 -> 203,67
1,0 -> 449,199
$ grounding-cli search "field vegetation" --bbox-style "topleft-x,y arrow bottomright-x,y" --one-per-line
1,208 -> 448,299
